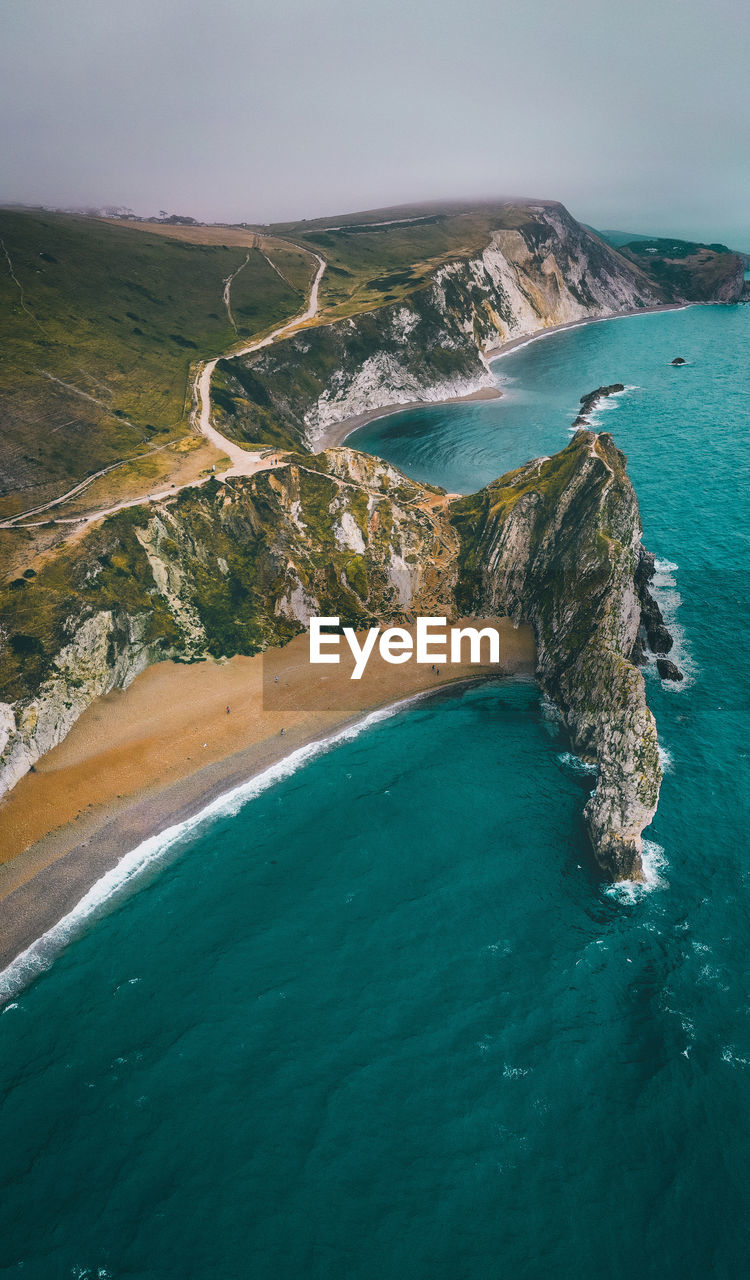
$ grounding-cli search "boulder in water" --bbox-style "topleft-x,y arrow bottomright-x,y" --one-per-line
671,357 -> 686,365
647,623 -> 674,654
657,658 -> 684,681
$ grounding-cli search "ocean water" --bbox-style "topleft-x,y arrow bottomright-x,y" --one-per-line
1,304 -> 749,1279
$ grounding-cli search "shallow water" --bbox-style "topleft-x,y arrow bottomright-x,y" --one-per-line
1,305 -> 749,1278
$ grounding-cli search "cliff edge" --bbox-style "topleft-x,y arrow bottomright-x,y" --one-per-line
452,430 -> 660,880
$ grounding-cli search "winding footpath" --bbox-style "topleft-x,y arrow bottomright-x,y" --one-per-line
192,251 -> 325,477
1,248 -> 327,532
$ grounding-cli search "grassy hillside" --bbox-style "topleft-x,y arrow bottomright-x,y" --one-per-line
255,200 -> 567,320
265,202 -> 740,320
616,236 -> 742,301
1,202 -> 741,530
0,211 -> 312,517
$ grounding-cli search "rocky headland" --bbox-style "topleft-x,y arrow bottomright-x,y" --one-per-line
1,428 -> 665,881
5,199 -> 734,888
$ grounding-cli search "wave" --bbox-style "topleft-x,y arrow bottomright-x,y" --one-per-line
602,839 -> 669,903
568,384 -> 641,432
658,745 -> 674,773
645,557 -> 696,689
0,689 -> 442,1006
556,751 -> 598,776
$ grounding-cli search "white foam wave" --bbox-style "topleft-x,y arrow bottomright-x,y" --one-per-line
653,557 -> 678,585
556,751 -> 598,776
603,839 -> 669,902
722,1045 -> 749,1069
646,556 -> 695,688
0,691 -> 438,1005
658,745 -> 674,773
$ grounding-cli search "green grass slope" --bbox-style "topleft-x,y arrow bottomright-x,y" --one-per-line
615,236 -> 743,301
0,211 -> 308,516
254,200 -> 567,319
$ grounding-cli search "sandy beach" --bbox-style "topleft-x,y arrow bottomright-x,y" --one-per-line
0,619 -> 534,972
316,303 -> 690,452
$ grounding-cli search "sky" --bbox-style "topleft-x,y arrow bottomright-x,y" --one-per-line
2,0 -> 749,248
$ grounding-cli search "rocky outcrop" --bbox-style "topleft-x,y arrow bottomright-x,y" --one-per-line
451,430 -> 661,881
572,384 -> 626,428
210,204 -> 664,452
0,433 -> 663,881
630,552 -> 683,680
657,658 -> 683,682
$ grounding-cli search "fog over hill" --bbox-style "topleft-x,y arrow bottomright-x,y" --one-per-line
1,0 -> 749,247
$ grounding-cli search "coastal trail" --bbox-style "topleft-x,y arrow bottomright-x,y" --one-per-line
1,246 -> 327,534
192,250 -> 326,478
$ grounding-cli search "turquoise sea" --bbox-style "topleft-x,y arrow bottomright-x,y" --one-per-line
1,304 -> 749,1279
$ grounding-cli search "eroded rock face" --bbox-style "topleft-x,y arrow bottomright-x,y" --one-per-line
657,658 -> 684,682
0,610 -> 161,796
451,430 -> 662,881
0,434 -> 663,882
0,454 -> 458,797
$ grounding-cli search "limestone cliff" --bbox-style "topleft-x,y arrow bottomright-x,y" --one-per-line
0,452 -> 457,795
451,430 -> 660,880
0,434 -> 660,880
210,204 -> 665,452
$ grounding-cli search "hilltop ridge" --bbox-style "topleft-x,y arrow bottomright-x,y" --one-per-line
1,199 -> 743,543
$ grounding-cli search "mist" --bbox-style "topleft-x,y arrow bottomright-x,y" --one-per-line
2,0 -> 748,247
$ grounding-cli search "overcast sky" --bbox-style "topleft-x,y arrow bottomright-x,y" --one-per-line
2,0 -> 748,247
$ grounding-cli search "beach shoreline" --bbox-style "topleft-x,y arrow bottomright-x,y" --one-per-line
315,302 -> 692,451
0,621 -> 535,981
313,386 -> 501,450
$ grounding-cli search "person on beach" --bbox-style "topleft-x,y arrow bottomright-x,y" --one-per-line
226,705 -> 231,714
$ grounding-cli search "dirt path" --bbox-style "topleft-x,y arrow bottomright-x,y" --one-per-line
191,250 -> 325,478
3,248 -> 327,533
222,252 -> 251,334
